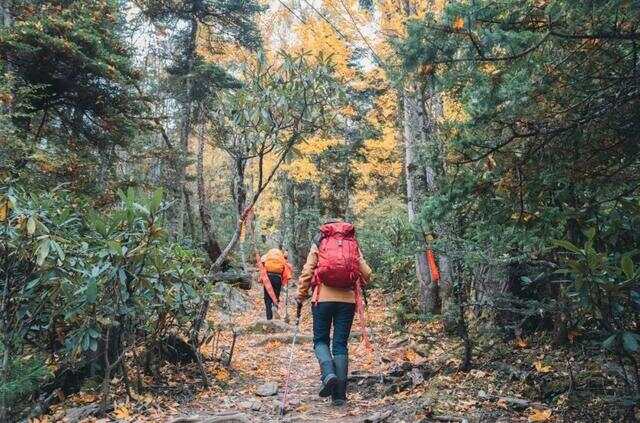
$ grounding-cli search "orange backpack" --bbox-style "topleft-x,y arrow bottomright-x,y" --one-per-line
263,248 -> 286,274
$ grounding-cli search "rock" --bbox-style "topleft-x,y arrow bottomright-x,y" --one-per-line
64,404 -> 107,423
251,330 -> 372,347
170,413 -> 251,423
250,400 -> 262,411
211,283 -> 251,314
241,319 -> 293,335
363,409 -> 393,422
210,269 -> 252,290
256,382 -> 279,397
389,335 -> 410,348
409,368 -> 424,386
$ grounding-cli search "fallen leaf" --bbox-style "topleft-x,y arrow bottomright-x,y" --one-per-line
215,367 -> 230,382
113,404 -> 133,421
528,408 -> 552,422
534,361 -> 553,373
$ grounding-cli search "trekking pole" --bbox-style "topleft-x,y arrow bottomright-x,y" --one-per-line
283,283 -> 290,324
280,301 -> 303,416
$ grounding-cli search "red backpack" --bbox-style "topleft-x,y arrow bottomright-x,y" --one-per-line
312,222 -> 361,290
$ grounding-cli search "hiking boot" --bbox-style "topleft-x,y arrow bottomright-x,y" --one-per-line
332,354 -> 348,406
318,360 -> 337,397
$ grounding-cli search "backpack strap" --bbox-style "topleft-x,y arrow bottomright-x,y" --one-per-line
313,231 -> 324,248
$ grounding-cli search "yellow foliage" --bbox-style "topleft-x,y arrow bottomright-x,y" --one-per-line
297,136 -> 341,155
295,16 -> 355,81
0,198 -> 9,222
442,94 -> 468,123
283,157 -> 320,183
453,16 -> 465,31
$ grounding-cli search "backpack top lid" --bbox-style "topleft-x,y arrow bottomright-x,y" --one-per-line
266,248 -> 284,258
319,221 -> 355,238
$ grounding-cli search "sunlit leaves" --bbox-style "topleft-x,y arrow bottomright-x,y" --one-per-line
528,408 -> 552,422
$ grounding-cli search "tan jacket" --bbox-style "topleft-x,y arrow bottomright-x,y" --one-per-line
296,244 -> 372,303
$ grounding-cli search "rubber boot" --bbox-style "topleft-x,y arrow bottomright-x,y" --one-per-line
315,343 -> 337,397
332,354 -> 348,406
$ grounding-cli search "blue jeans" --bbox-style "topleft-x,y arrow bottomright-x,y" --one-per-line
312,302 -> 356,361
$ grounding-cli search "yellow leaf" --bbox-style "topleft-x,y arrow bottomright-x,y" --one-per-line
528,408 -> 552,422
453,16 -> 464,31
0,199 -> 9,222
515,336 -> 529,348
75,392 -> 98,404
113,404 -> 132,421
534,361 -> 553,373
496,398 -> 509,409
215,367 -> 230,382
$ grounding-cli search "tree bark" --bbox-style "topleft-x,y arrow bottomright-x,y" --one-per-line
281,172 -> 299,271
418,81 -> 456,321
403,82 -> 437,314
170,17 -> 198,238
196,133 -> 223,263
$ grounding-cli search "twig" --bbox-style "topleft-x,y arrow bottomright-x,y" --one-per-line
226,329 -> 237,367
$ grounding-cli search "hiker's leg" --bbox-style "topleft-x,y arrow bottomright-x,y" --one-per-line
268,273 -> 283,318
313,302 -> 337,397
263,287 -> 273,320
331,302 -> 356,406
331,303 -> 356,356
270,274 -> 283,301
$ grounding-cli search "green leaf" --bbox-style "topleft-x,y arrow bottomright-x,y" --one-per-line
621,255 -> 634,279
603,334 -> 617,350
27,216 -> 36,235
622,332 -> 640,353
133,203 -> 149,216
36,239 -> 50,266
584,227 -> 596,240
150,188 -> 163,213
86,279 -> 98,304
553,239 -> 581,254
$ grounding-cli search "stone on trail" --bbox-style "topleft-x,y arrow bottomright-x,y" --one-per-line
241,319 -> 293,335
169,413 -> 251,423
256,381 -> 279,397
64,404 -> 105,423
211,283 -> 251,314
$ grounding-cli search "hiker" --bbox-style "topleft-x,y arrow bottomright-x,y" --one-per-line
296,220 -> 372,406
258,247 -> 292,320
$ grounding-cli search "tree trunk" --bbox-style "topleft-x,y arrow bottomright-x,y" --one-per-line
402,82 -> 437,314
281,173 -> 299,271
418,81 -> 457,321
196,133 -> 223,262
170,17 -> 198,238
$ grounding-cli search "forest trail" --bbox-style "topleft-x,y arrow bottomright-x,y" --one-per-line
164,284 -> 407,423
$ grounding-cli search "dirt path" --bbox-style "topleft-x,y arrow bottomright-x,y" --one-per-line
42,283 -> 581,422
172,284 -> 396,422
